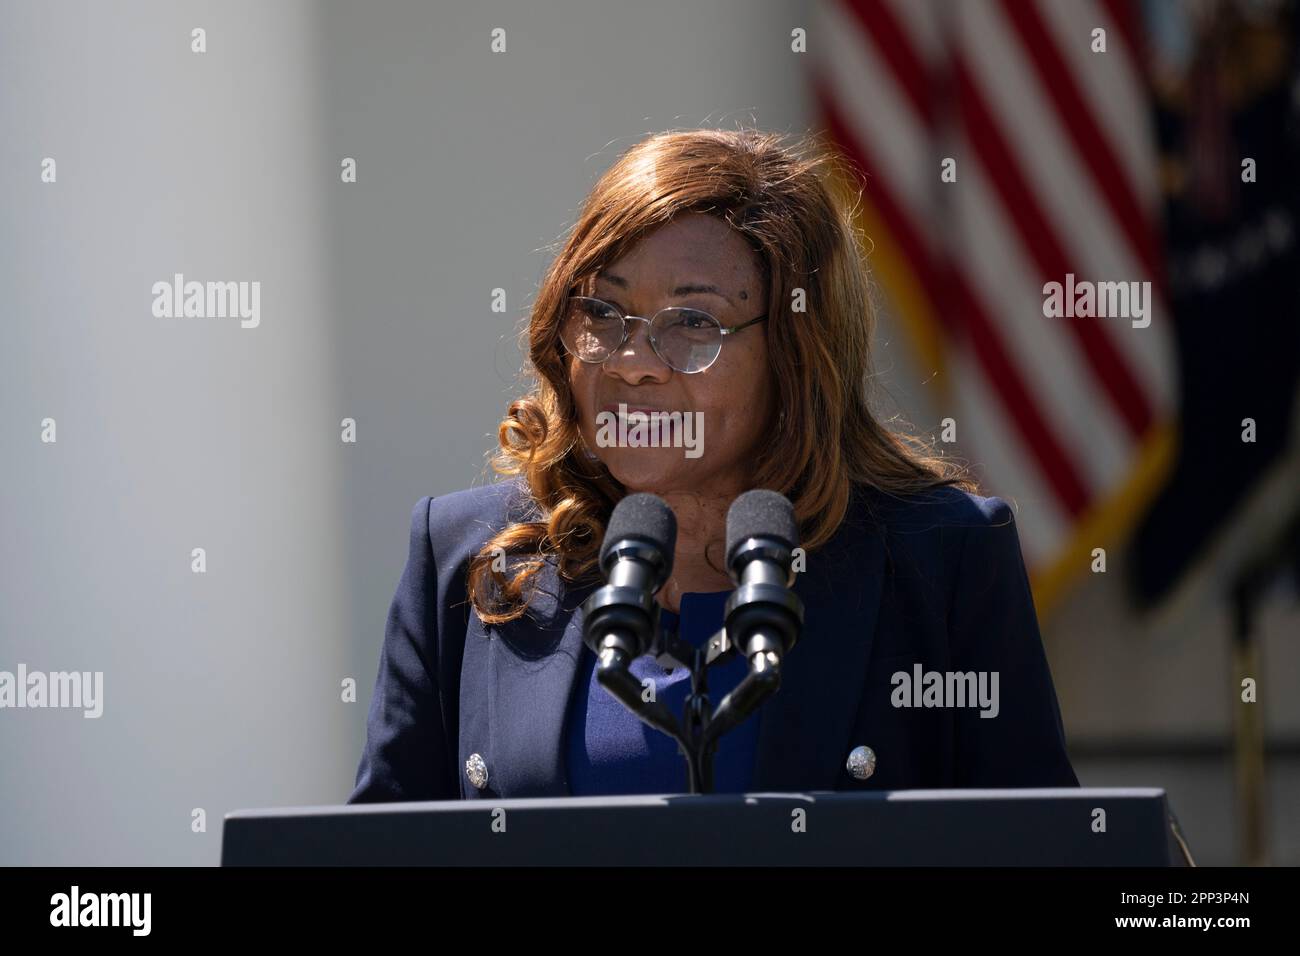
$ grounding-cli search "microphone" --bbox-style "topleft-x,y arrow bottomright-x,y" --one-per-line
582,492 -> 676,659
700,490 -> 806,753
723,489 -> 805,662
600,493 -> 677,601
582,494 -> 681,737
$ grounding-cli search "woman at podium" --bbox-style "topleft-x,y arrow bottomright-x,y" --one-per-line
349,128 -> 1079,803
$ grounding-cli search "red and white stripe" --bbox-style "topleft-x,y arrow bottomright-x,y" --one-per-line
810,0 -> 1176,569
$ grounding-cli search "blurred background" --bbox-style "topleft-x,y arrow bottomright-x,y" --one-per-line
1,0 -> 1296,866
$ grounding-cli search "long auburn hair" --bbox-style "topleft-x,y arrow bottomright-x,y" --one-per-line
467,127 -> 972,623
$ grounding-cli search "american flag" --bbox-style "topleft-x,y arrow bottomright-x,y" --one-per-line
810,0 -> 1180,615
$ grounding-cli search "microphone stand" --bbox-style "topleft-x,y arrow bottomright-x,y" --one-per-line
586,491 -> 805,793
591,614 -> 786,795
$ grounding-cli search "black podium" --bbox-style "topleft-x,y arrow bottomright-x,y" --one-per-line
222,788 -> 1190,865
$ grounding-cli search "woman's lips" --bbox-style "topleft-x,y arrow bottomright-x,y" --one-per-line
600,404 -> 671,416
591,403 -> 702,456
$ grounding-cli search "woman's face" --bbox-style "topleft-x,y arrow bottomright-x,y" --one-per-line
567,213 -> 776,497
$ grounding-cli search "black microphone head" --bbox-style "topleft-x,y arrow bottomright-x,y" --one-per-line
726,489 -> 798,572
600,493 -> 677,576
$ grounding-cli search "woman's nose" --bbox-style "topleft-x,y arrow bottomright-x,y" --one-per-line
603,318 -> 672,384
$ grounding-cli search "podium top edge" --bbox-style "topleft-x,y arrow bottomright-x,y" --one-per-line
224,787 -> 1166,821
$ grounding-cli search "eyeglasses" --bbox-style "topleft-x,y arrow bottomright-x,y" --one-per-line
559,296 -> 768,374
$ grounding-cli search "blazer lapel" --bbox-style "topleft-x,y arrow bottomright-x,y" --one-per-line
750,498 -> 886,792
479,559 -> 594,797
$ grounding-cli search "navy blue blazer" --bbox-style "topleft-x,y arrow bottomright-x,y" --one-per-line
348,479 -> 1079,802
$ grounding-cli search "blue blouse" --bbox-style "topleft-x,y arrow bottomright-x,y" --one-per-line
565,589 -> 762,795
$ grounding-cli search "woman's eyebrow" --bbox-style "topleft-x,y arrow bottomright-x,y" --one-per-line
596,272 -> 735,304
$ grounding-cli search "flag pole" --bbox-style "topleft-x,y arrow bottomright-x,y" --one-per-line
1228,506 -> 1300,866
